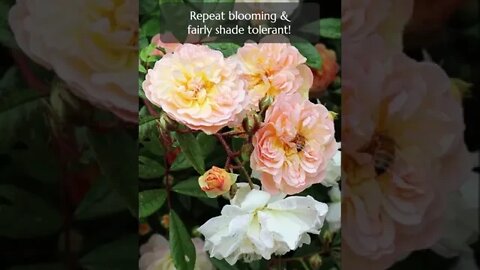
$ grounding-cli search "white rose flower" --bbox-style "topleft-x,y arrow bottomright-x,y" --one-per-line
198,184 -> 328,265
139,234 -> 214,270
326,186 -> 341,233
321,143 -> 342,187
431,158 -> 479,269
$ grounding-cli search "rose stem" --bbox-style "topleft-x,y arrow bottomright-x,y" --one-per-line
214,134 -> 254,189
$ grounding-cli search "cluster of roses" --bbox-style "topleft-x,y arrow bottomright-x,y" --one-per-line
141,36 -> 340,265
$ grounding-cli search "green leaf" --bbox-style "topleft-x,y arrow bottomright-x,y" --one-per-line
172,177 -> 208,198
207,43 -> 241,57
299,18 -> 341,40
139,156 -> 165,179
320,18 -> 341,39
210,258 -> 238,270
198,197 -> 219,208
174,132 -> 205,174
80,235 -> 137,270
0,2 -> 15,48
170,152 -> 193,171
139,108 -> 158,141
0,88 -> 47,151
86,130 -> 138,216
74,177 -> 127,220
0,185 -> 62,238
197,132 -> 217,157
169,210 -> 196,270
140,18 -> 161,38
139,189 -> 167,218
291,37 -> 323,69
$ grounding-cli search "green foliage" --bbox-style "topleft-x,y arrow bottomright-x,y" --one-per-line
139,189 -> 167,219
291,37 -> 323,69
80,235 -> 138,270
0,1 -> 15,48
208,43 -> 241,57
74,178 -> 127,220
139,156 -> 165,179
299,18 -> 341,40
86,130 -> 138,216
0,185 -> 62,238
169,210 -> 197,270
174,132 -> 206,174
0,84 -> 48,151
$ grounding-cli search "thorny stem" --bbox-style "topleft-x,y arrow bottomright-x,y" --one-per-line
143,99 -> 173,208
215,134 -> 254,189
143,99 -> 158,117
219,130 -> 247,137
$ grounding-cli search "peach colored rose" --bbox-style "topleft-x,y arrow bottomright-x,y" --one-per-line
232,36 -> 313,110
199,166 -> 238,198
251,93 -> 337,195
9,0 -> 138,122
142,44 -> 248,134
310,44 -> 339,96
342,0 -> 414,50
342,35 -> 474,269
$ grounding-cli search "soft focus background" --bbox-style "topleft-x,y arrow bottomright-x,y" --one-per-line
0,0 -> 138,269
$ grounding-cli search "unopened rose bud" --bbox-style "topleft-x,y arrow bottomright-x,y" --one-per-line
329,111 -> 338,120
451,78 -> 472,101
139,223 -> 151,236
199,166 -> 238,198
259,96 -> 274,112
160,214 -> 170,229
159,112 -> 178,131
50,79 -> 89,124
242,114 -> 256,134
191,226 -> 201,238
308,254 -> 323,270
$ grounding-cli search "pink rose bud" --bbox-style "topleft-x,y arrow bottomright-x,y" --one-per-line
199,167 -> 238,198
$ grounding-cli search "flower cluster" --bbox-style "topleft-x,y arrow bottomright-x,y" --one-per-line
141,35 -> 341,267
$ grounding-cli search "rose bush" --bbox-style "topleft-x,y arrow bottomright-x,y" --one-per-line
138,2 -> 342,269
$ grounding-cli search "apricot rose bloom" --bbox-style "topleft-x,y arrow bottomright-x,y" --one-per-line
199,167 -> 238,198
9,0 -> 138,122
232,37 -> 313,109
251,93 -> 337,195
142,44 -> 247,134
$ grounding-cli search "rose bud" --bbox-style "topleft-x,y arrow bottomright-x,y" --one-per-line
198,167 -> 238,198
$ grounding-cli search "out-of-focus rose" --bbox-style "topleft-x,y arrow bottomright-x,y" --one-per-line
251,93 -> 337,195
199,166 -> 238,198
9,0 -> 138,122
342,35 -> 474,269
139,234 -> 214,270
342,0 -> 414,50
310,44 -> 339,95
142,44 -> 247,134
232,36 -> 313,109
198,183 -> 328,265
